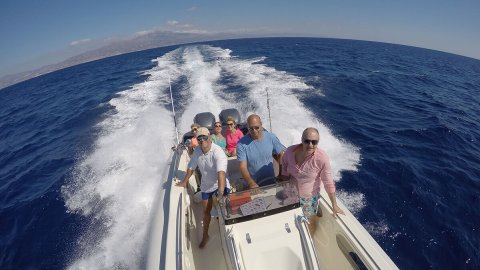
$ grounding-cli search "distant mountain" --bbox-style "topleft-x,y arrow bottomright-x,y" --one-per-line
0,30 -> 258,90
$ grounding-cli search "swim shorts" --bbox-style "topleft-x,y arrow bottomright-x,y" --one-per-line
201,187 -> 231,201
300,193 -> 320,218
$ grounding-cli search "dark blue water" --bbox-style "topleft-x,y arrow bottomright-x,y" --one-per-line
1,38 -> 479,269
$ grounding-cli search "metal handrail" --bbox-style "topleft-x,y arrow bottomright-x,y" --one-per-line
226,229 -> 243,270
295,215 -> 321,270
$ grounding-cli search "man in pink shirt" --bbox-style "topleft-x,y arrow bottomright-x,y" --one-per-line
280,127 -> 344,234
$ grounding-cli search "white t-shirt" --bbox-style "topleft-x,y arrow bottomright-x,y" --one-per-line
188,143 -> 230,193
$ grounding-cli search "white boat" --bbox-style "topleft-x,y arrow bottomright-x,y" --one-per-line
146,109 -> 398,270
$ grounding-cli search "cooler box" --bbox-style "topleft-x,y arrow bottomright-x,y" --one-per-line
228,192 -> 252,207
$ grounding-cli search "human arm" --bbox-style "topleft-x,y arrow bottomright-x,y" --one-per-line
239,160 -> 258,188
327,192 -> 345,217
236,139 -> 258,188
318,152 -> 344,216
276,150 -> 285,178
214,146 -> 228,199
217,171 -> 226,200
271,133 -> 286,176
176,150 -> 198,188
278,148 -> 290,182
175,168 -> 194,188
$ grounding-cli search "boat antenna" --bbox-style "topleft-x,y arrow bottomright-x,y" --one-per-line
266,87 -> 273,132
168,75 -> 180,145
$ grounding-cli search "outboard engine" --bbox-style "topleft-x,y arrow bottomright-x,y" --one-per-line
219,108 -> 241,125
193,112 -> 216,129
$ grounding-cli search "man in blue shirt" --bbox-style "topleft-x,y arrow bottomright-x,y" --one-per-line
236,114 -> 286,187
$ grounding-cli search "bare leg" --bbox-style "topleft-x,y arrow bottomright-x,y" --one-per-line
199,198 -> 213,248
307,215 -> 319,236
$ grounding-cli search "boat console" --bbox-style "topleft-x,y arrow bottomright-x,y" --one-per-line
220,180 -> 301,225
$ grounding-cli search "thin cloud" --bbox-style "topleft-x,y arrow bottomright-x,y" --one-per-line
173,29 -> 209,34
188,6 -> 197,11
167,20 -> 179,26
134,29 -> 157,37
70,38 -> 92,46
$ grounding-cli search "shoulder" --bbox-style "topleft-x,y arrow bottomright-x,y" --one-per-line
211,144 -> 225,155
265,131 -> 279,140
238,134 -> 252,144
211,144 -> 227,161
191,147 -> 202,159
286,144 -> 298,153
313,148 -> 330,162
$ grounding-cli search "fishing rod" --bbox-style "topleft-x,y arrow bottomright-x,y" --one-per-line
266,87 -> 273,132
168,75 -> 180,145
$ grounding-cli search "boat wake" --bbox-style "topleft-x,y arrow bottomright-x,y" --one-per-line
62,45 -> 364,269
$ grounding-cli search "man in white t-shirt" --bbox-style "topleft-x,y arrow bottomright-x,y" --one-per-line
176,127 -> 231,248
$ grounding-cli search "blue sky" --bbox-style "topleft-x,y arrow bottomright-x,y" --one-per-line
1,0 -> 479,77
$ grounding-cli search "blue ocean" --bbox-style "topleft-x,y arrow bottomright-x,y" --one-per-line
1,38 -> 479,269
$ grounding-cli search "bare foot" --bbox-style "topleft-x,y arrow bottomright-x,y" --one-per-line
199,235 -> 210,249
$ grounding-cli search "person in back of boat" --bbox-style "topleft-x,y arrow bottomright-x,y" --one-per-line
236,114 -> 285,188
211,121 -> 227,154
280,127 -> 344,235
176,127 -> 231,248
225,116 -> 243,157
186,123 -> 200,156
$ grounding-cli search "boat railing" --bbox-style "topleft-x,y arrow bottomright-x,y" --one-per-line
295,214 -> 321,270
226,228 -> 244,270
175,193 -> 183,270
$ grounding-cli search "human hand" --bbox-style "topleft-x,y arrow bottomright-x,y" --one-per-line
217,194 -> 226,205
332,205 -> 345,218
175,180 -> 187,188
248,182 -> 259,189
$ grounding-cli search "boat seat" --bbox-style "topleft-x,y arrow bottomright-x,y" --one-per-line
227,157 -> 249,192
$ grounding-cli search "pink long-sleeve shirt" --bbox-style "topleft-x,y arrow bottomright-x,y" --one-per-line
281,144 -> 336,197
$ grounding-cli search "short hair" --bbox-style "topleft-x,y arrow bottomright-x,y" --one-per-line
191,123 -> 200,129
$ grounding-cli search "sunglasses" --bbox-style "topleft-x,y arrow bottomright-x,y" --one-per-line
215,125 -> 222,127
197,135 -> 209,142
303,139 -> 319,145
227,123 -> 234,126
248,126 -> 261,131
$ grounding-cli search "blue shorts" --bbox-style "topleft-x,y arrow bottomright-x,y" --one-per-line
300,193 -> 320,218
201,187 -> 231,201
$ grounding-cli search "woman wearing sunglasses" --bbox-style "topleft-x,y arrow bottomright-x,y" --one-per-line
224,116 -> 243,157
211,121 -> 227,154
186,123 -> 200,156
280,127 -> 344,235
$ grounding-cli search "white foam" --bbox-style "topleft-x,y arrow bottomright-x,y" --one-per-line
211,45 -> 360,180
337,191 -> 366,216
63,44 -> 364,269
63,49 -> 182,269
363,220 -> 390,238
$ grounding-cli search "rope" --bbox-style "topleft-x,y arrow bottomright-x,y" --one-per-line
168,75 -> 180,145
266,87 -> 273,132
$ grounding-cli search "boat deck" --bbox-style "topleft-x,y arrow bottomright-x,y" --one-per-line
180,157 -> 229,270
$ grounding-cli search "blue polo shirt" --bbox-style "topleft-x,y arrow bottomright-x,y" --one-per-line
236,131 -> 285,185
